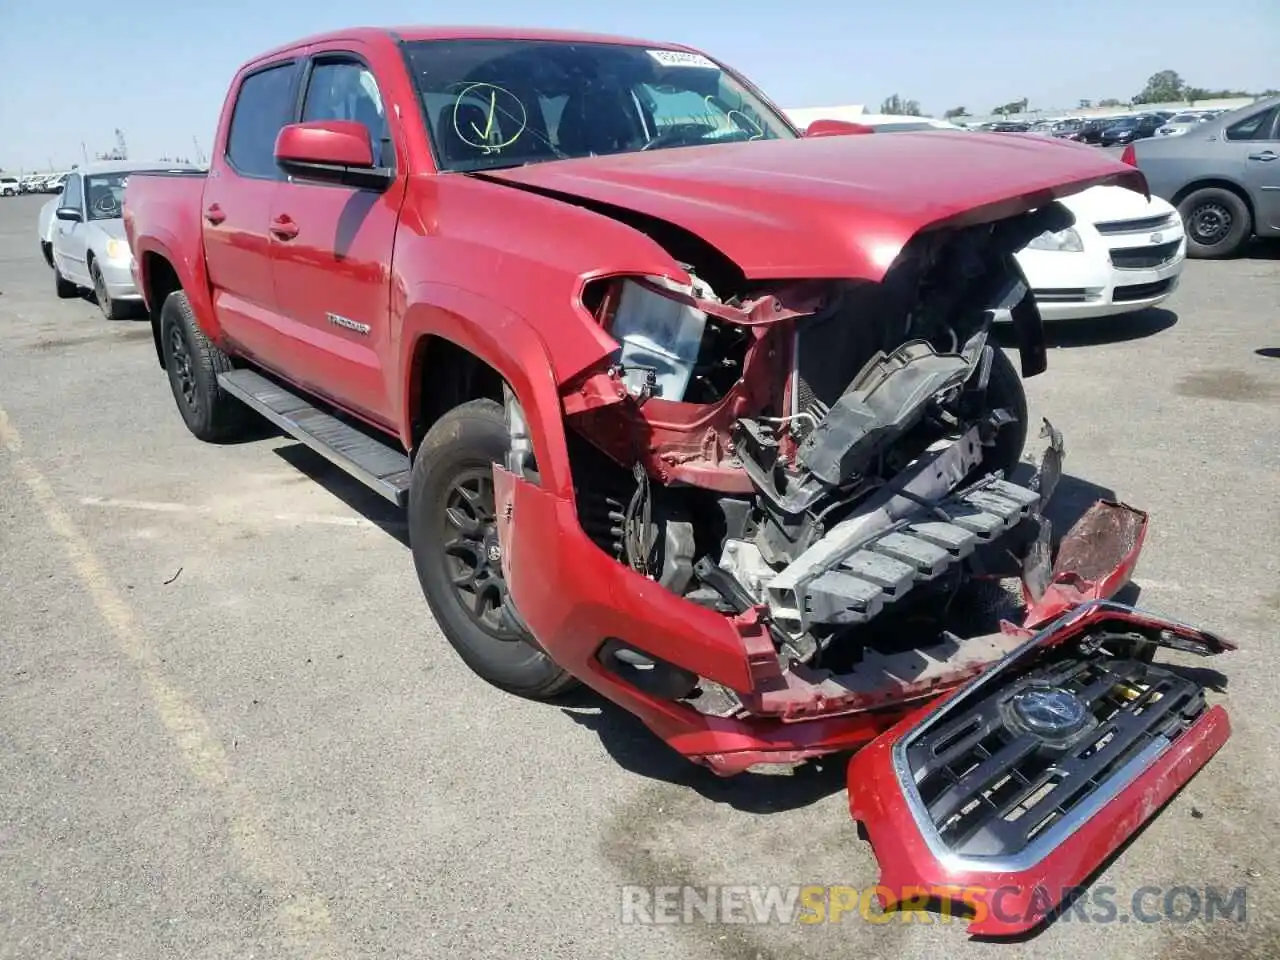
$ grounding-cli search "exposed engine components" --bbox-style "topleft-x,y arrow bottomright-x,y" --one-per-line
562,211 -> 1064,686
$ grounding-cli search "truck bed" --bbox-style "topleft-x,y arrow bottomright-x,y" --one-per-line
122,170 -> 208,281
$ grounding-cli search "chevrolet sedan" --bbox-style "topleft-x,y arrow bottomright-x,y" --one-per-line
49,159 -> 200,319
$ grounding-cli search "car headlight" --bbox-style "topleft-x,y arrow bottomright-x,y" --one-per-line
104,237 -> 132,261
1026,227 -> 1083,252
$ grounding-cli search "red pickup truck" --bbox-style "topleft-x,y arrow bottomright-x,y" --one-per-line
124,26 -> 1234,933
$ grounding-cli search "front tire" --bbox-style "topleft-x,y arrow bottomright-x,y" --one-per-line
159,290 -> 248,442
409,399 -> 577,700
1179,187 -> 1251,259
981,347 -> 1029,477
92,262 -> 130,320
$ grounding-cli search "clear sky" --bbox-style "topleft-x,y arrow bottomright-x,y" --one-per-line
0,0 -> 1274,171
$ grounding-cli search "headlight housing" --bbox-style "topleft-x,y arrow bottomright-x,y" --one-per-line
1026,227 -> 1084,253
104,237 -> 132,262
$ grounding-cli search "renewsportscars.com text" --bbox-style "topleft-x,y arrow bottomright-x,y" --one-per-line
619,884 -> 1248,926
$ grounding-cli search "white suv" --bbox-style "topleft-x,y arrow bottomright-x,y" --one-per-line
0,177 -> 19,197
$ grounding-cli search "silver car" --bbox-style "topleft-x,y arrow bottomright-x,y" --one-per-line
1129,96 -> 1280,258
49,159 -> 199,319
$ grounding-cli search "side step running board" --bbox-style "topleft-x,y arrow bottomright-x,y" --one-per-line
218,369 -> 411,507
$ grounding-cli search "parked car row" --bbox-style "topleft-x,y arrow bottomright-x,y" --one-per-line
4,172 -> 69,195
34,160 -> 201,319
991,109 -> 1232,146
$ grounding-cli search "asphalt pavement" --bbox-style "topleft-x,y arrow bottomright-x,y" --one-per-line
1,193 -> 1278,959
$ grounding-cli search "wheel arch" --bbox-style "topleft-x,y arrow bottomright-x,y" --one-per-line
140,251 -> 184,367
1171,178 -> 1256,223
399,286 -> 587,501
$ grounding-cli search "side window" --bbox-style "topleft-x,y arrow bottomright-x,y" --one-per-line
301,59 -> 392,168
1225,107 -> 1278,142
226,62 -> 299,178
62,174 -> 82,212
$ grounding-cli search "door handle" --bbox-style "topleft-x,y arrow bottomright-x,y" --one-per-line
204,203 -> 226,225
1247,150 -> 1278,161
270,215 -> 299,241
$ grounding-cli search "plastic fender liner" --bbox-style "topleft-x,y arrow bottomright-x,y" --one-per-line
845,601 -> 1232,936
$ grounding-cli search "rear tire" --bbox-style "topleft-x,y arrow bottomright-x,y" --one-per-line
53,261 -> 76,298
409,399 -> 577,700
1179,187 -> 1251,259
159,290 -> 249,442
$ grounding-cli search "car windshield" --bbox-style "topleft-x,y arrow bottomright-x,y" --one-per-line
403,39 -> 796,172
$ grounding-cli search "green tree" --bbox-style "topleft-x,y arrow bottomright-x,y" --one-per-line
943,106 -> 969,119
992,98 -> 1029,116
1098,97 -> 1127,108
880,94 -> 923,116
1133,70 -> 1185,104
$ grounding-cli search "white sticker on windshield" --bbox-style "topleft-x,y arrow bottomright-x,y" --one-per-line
647,49 -> 718,69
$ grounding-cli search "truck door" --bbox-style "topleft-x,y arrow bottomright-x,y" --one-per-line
202,58 -> 301,361
268,51 -> 406,427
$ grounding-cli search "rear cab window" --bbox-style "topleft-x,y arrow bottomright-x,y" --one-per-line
225,61 -> 300,178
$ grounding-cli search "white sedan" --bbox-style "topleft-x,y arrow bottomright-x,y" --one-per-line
1017,185 -> 1186,321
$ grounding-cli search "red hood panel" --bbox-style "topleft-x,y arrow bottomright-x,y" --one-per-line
483,132 -> 1147,280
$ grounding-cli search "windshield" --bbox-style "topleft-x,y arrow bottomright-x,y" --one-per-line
84,173 -> 132,220
403,39 -> 796,172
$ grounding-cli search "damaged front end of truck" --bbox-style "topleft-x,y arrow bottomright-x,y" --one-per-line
485,154 -> 1231,935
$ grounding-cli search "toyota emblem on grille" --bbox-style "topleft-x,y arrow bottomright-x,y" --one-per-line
1010,686 -> 1089,737
1149,231 -> 1164,244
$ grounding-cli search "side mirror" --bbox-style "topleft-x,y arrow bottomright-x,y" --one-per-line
803,119 -> 876,138
55,207 -> 82,222
274,120 -> 393,190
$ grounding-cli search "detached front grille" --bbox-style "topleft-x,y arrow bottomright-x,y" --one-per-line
903,656 -> 1205,862
1113,278 -> 1175,302
1095,213 -> 1176,235
1110,239 -> 1182,270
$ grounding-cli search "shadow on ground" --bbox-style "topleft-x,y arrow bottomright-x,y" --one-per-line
1243,237 -> 1280,260
271,441 -> 409,545
994,307 -> 1178,350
